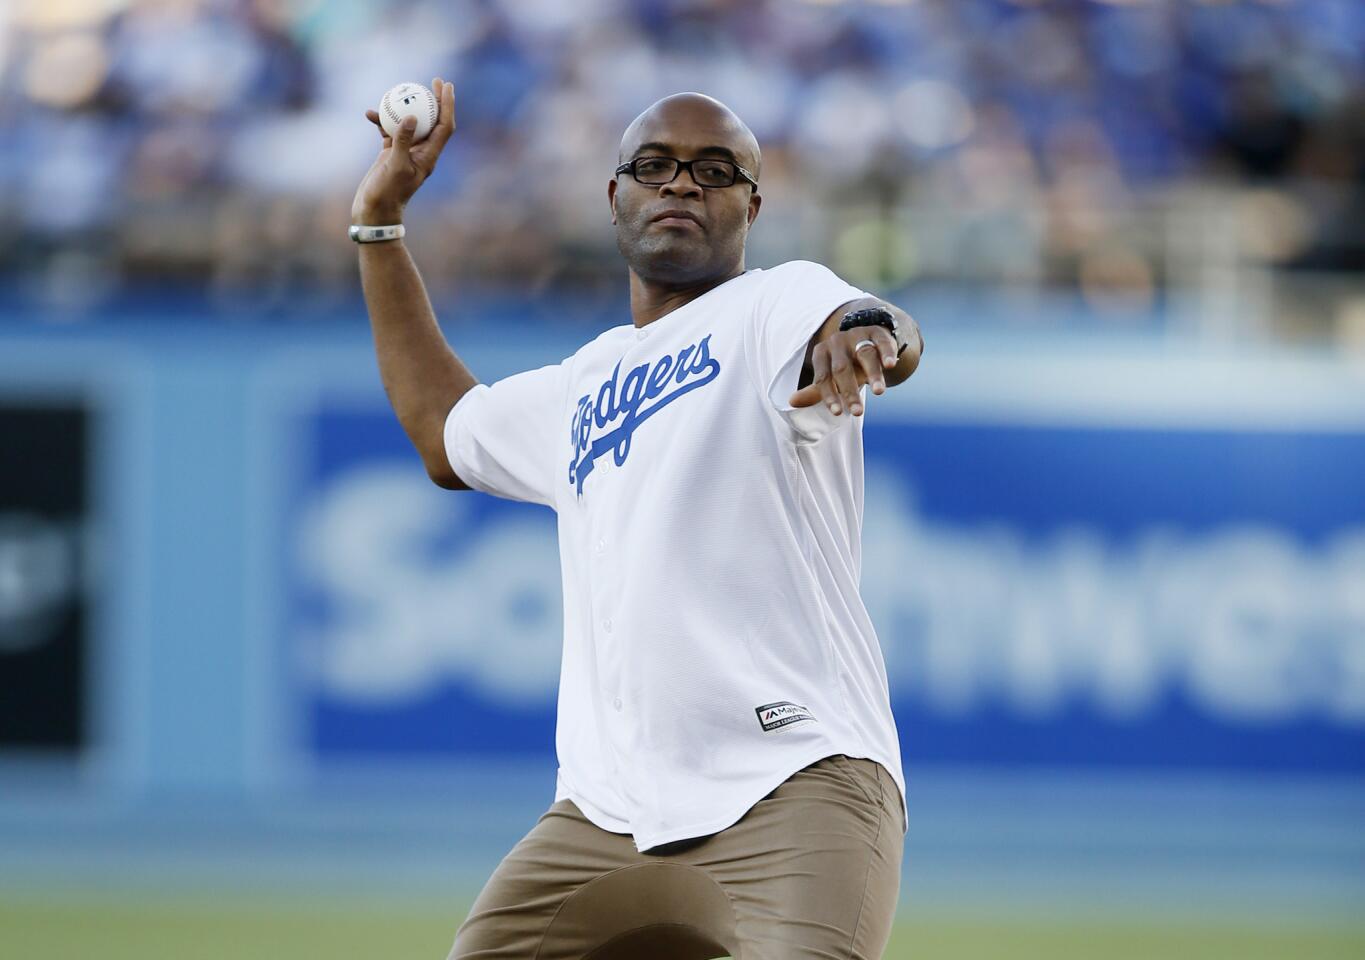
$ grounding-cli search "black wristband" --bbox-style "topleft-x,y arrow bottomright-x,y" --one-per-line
838,306 -> 907,357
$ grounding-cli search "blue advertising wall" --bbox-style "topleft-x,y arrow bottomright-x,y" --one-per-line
5,317 -> 1364,932
272,335 -> 1365,778
2,318 -> 1362,795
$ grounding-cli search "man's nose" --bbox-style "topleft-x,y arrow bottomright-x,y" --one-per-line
659,169 -> 703,199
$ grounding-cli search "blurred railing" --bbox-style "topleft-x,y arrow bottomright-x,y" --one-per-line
13,178 -> 1361,346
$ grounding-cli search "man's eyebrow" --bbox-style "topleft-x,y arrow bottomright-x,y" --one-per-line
632,141 -> 741,162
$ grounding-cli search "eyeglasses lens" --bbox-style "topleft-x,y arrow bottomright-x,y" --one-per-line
633,158 -> 737,187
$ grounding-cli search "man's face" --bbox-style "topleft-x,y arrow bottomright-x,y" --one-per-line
609,102 -> 762,286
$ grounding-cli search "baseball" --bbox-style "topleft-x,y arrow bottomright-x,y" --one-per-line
378,82 -> 438,142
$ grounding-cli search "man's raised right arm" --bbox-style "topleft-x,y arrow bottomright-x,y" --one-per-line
352,76 -> 471,490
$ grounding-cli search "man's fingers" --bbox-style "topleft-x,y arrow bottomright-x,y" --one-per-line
364,109 -> 392,147
788,383 -> 822,408
808,347 -> 843,415
829,352 -> 863,416
853,339 -> 886,395
787,337 -> 822,406
407,77 -> 455,175
788,341 -> 886,417
426,78 -> 456,153
789,346 -> 839,413
389,114 -> 416,164
871,327 -> 900,368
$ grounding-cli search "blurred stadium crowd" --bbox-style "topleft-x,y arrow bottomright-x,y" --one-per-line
0,0 -> 1361,335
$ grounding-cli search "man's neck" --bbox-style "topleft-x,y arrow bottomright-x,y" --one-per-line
628,262 -> 746,328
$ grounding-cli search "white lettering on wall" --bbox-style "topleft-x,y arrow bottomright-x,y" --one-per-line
297,463 -> 1365,727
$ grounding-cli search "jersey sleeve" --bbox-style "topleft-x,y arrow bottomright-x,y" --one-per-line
443,361 -> 567,509
748,260 -> 871,443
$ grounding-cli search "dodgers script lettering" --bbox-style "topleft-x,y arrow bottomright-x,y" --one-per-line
568,335 -> 721,495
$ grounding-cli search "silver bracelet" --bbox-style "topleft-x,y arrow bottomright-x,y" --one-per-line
349,223 -> 405,243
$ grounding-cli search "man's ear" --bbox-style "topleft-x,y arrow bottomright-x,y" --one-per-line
608,178 -> 618,225
747,191 -> 762,227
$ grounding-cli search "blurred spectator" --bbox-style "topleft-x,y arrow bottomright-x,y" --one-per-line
0,0 -> 1360,334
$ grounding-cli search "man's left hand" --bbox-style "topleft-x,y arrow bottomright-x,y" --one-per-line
789,325 -> 903,417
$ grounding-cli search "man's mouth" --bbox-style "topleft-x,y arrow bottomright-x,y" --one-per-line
650,209 -> 702,229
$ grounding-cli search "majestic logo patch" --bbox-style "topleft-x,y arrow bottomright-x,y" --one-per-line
568,334 -> 721,495
755,701 -> 817,732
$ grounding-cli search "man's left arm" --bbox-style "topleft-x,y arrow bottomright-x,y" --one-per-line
788,296 -> 924,417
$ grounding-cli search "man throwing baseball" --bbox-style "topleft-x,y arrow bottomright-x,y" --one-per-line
352,77 -> 923,960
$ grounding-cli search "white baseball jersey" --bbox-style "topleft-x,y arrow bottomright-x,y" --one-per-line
444,259 -> 907,852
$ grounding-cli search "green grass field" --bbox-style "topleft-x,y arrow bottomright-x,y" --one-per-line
4,893 -> 1361,960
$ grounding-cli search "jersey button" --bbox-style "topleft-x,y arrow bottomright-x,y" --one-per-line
595,538 -> 605,554
613,698 -> 623,711
603,618 -> 612,632
636,328 -> 648,340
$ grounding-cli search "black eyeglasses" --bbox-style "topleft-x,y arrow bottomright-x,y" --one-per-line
615,156 -> 758,189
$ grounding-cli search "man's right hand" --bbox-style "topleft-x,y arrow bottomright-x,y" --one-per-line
351,76 -> 456,226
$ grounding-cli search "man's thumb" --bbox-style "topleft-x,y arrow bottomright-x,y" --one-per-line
392,115 -> 417,153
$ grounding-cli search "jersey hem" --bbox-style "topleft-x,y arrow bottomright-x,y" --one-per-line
559,743 -> 907,854
555,777 -> 633,836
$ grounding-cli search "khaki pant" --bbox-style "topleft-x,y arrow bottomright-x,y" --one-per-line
448,754 -> 905,960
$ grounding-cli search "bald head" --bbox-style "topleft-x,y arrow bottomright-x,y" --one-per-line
609,92 -> 763,288
618,93 -> 761,181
